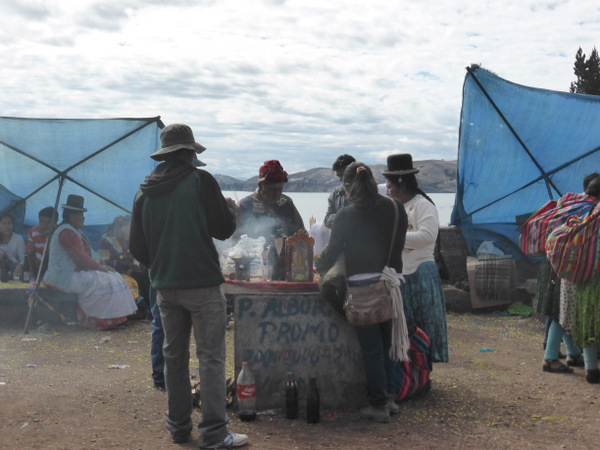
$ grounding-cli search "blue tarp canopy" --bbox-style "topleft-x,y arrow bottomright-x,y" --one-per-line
451,66 -> 600,259
0,116 -> 163,245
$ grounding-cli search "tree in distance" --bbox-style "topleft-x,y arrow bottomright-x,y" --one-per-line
570,46 -> 600,95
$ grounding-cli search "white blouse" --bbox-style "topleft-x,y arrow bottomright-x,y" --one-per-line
401,194 -> 439,275
0,232 -> 26,265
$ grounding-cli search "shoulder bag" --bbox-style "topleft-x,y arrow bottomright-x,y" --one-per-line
344,198 -> 400,326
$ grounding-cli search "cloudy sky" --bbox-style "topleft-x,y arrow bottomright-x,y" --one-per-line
1,0 -> 599,179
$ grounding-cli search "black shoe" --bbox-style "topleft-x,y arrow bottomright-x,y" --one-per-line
154,381 -> 165,391
566,353 -> 584,367
542,359 -> 573,373
171,432 -> 190,443
586,369 -> 600,384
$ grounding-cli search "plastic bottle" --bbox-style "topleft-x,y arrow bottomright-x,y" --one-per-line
306,375 -> 320,424
236,361 -> 256,421
262,245 -> 271,281
285,372 -> 299,419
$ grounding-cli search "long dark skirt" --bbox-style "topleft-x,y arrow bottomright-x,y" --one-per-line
534,258 -> 561,320
403,261 -> 449,363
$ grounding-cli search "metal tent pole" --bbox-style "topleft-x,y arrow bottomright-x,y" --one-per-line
23,177 -> 65,334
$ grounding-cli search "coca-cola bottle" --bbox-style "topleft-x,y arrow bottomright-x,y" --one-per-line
306,375 -> 320,424
236,361 -> 256,421
285,372 -> 299,419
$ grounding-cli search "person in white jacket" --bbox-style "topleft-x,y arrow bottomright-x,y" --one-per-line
383,154 -> 449,363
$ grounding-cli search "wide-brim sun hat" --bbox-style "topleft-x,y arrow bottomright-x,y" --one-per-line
62,194 -> 87,212
382,153 -> 420,176
150,123 -> 206,161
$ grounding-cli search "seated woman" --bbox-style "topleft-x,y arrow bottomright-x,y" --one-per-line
43,195 -> 137,330
235,160 -> 305,280
26,206 -> 57,280
98,215 -> 150,316
98,216 -> 133,271
0,213 -> 25,281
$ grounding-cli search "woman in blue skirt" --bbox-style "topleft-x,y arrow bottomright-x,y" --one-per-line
384,154 -> 449,363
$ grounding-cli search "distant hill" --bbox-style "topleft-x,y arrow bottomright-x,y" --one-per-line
214,159 -> 457,193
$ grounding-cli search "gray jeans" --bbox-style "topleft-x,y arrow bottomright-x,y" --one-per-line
158,285 -> 228,447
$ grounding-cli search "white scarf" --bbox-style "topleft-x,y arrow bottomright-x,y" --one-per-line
381,266 -> 410,361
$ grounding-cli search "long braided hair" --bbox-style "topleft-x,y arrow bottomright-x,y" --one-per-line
386,173 -> 435,206
386,172 -> 449,278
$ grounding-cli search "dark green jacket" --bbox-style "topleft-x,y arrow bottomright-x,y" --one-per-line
130,159 -> 236,290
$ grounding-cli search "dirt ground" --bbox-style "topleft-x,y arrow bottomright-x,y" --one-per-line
2,306 -> 600,450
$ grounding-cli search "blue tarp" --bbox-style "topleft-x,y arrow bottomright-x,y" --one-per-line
451,67 -> 600,259
0,116 -> 164,245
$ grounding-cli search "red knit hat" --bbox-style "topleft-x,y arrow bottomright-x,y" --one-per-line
258,160 -> 288,184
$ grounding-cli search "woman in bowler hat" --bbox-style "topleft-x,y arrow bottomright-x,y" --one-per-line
43,194 -> 138,329
383,154 -> 449,363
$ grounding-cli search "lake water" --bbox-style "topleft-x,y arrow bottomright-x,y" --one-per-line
222,191 -> 456,227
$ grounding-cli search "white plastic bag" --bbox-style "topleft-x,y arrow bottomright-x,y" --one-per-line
476,241 -> 504,257
222,235 -> 266,281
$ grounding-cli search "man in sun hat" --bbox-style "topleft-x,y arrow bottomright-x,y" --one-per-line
235,159 -> 305,280
130,123 -> 248,448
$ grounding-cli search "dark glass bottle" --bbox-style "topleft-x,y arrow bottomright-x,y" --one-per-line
0,259 -> 8,283
285,372 -> 299,419
306,375 -> 320,424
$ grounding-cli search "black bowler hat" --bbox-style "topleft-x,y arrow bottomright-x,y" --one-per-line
382,154 -> 420,176
61,194 -> 87,212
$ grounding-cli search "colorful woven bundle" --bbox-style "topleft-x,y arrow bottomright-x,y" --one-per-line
393,326 -> 432,402
545,213 -> 600,283
519,193 -> 596,256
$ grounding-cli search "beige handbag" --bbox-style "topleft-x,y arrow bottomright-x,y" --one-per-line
344,279 -> 394,326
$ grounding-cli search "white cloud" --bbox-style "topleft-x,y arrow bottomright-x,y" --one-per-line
0,0 -> 599,179
0,0 -> 52,21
